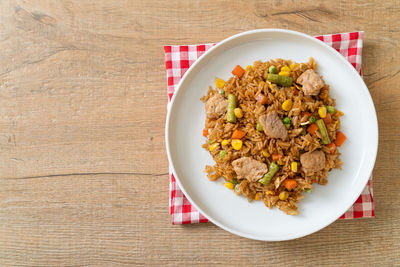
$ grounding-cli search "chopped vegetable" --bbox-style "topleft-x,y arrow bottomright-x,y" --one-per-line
234,108 -> 243,118
283,179 -> 297,190
218,89 -> 225,95
203,128 -> 208,137
215,77 -> 225,89
282,99 -> 293,111
280,66 -> 291,72
232,129 -> 246,139
256,93 -> 268,104
254,193 -> 261,201
209,143 -> 219,152
232,65 -> 245,78
327,105 -> 335,114
322,113 -> 332,125
231,178 -> 238,184
245,65 -> 254,71
262,150 -> 270,157
284,124 -> 290,130
283,117 -> 291,124
269,65 -> 277,74
208,139 -> 214,144
316,119 -> 331,144
279,191 -> 289,200
221,139 -> 229,146
271,153 -> 282,161
336,110 -> 344,117
267,74 -> 293,87
291,162 -> 298,172
307,123 -> 318,134
224,182 -> 234,190
278,71 -> 290,77
301,128 -> 307,135
305,188 -> 313,193
326,143 -> 336,153
227,94 -> 237,123
289,63 -> 296,70
334,131 -> 347,147
219,150 -> 227,159
258,162 -> 279,185
265,190 -> 274,196
256,122 -> 263,132
318,106 -> 327,118
309,116 -> 316,123
231,139 -> 243,150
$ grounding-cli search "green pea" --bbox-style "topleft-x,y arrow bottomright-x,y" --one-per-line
269,65 -> 277,74
327,106 -> 335,114
256,122 -> 263,132
283,117 -> 291,124
219,150 -> 227,159
309,116 -> 316,123
230,178 -> 238,185
305,188 -> 313,193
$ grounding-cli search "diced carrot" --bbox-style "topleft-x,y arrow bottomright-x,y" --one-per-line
307,123 -> 318,134
271,153 -> 282,161
232,65 -> 245,78
283,179 -> 297,190
256,93 -> 268,104
326,143 -> 336,153
231,129 -> 246,139
311,179 -> 316,184
334,131 -> 347,147
322,113 -> 332,125
203,128 -> 208,137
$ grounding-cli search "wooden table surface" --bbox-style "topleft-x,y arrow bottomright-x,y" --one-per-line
0,0 -> 399,266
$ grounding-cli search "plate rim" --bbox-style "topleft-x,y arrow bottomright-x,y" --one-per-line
165,28 -> 378,241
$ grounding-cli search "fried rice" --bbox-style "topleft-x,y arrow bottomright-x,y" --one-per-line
201,58 -> 344,215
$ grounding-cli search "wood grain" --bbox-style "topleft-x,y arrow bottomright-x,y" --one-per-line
0,0 -> 399,266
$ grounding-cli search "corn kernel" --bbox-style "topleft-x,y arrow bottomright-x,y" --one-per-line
245,65 -> 254,71
224,182 -> 234,190
289,63 -> 296,70
209,143 -> 219,152
215,77 -> 225,89
280,66 -> 291,72
279,191 -> 289,201
221,139 -> 229,146
262,150 -> 270,158
254,193 -> 261,201
233,108 -> 243,118
318,106 -> 327,118
291,162 -> 298,172
231,139 -> 243,150
278,71 -> 291,77
265,191 -> 274,196
282,99 -> 293,111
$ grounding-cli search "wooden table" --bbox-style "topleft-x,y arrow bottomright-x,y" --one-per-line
0,0 -> 399,266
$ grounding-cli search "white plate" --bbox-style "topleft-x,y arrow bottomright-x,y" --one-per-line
165,29 -> 378,241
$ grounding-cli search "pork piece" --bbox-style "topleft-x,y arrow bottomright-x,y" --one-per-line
232,157 -> 268,182
300,150 -> 326,175
259,112 -> 288,140
296,69 -> 325,96
205,94 -> 228,119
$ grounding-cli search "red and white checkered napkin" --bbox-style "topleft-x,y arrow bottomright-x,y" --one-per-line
164,31 -> 374,224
